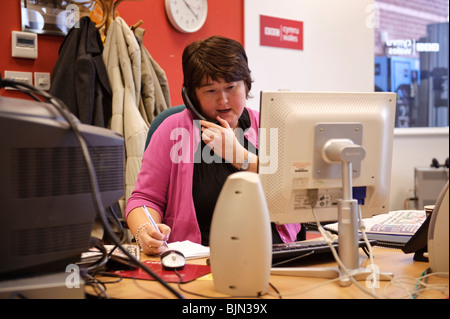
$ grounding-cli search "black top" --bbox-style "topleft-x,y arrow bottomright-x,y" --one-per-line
192,109 -> 283,246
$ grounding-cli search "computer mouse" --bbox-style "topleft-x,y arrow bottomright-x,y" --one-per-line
160,249 -> 186,270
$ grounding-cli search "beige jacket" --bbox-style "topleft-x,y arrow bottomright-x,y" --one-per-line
103,17 -> 169,211
134,27 -> 171,126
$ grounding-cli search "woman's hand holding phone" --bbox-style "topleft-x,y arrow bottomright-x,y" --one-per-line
200,117 -> 246,167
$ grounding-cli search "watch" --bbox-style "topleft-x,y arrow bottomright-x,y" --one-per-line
165,0 -> 208,33
240,152 -> 251,171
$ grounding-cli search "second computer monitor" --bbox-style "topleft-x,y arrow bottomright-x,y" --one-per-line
258,91 -> 397,225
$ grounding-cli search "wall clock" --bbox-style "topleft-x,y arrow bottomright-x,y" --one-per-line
165,0 -> 208,33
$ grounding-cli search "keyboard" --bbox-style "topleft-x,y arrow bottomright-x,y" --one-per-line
272,238 -> 377,266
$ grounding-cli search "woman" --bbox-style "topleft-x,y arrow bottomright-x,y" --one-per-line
126,36 -> 301,255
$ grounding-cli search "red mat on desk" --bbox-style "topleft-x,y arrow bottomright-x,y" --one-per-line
112,260 -> 211,283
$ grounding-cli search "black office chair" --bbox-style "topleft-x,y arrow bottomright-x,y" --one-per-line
144,104 -> 186,150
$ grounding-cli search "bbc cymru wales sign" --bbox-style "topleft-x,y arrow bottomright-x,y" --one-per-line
260,15 -> 304,51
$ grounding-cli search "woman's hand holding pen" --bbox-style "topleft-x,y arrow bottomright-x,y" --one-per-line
138,223 -> 171,255
138,205 -> 171,256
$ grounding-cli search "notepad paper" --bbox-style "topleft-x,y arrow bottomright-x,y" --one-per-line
167,240 -> 210,260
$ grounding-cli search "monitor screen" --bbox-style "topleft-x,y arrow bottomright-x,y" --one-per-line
0,96 -> 125,277
258,91 -> 396,225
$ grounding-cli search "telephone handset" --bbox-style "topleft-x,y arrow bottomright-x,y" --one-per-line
182,87 -> 219,125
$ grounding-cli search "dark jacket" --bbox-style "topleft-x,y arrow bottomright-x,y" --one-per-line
50,16 -> 112,128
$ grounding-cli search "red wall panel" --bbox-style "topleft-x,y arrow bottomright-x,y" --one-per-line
0,0 -> 244,105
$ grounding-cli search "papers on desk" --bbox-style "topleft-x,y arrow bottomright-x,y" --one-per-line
168,240 -> 210,260
325,210 -> 427,248
79,244 -> 140,268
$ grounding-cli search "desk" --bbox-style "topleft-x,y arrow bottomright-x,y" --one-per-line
87,246 -> 448,300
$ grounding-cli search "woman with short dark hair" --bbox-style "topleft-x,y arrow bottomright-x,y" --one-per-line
126,36 -> 301,254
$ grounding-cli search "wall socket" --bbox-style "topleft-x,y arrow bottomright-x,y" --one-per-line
34,72 -> 51,91
3,71 -> 33,90
3,71 -> 51,91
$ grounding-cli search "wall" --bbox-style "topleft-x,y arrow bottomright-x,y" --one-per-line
0,0 -> 244,106
391,128 -> 449,210
2,0 -> 448,211
244,0 -> 375,110
0,1 -> 62,99
244,0 -> 449,211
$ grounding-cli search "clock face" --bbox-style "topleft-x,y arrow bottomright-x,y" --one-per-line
165,0 -> 208,33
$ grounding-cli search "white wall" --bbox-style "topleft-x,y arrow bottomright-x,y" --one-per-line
391,128 -> 449,210
244,0 -> 449,211
244,0 -> 375,109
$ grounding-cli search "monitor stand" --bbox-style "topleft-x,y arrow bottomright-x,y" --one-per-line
271,159 -> 393,287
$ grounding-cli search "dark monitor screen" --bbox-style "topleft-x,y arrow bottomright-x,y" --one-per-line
0,96 -> 125,277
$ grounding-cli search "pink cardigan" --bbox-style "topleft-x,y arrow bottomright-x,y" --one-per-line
125,107 -> 301,244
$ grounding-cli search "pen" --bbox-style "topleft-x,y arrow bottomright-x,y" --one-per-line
142,205 -> 169,248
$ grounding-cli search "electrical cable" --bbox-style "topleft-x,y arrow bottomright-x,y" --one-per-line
310,206 -> 381,299
172,268 -> 278,299
82,237 -> 109,273
0,79 -> 185,299
271,250 -> 315,267
357,205 -> 379,296
306,189 -> 381,298
383,269 -> 448,299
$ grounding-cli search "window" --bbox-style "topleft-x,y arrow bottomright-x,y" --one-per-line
374,0 -> 449,128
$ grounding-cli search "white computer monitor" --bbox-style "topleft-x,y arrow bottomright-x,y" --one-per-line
258,91 -> 397,284
258,91 -> 396,225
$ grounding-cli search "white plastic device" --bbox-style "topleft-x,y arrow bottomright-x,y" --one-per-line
209,172 -> 272,297
12,31 -> 38,59
428,181 -> 449,275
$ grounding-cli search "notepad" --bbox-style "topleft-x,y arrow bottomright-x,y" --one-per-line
167,240 -> 210,260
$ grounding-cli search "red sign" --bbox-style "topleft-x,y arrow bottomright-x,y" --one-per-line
260,15 -> 303,51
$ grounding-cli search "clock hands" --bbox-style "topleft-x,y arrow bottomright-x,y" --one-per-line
182,0 -> 199,20
166,0 -> 206,33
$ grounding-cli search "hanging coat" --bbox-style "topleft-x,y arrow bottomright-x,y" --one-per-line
103,17 -> 146,210
50,16 -> 112,128
133,27 -> 170,126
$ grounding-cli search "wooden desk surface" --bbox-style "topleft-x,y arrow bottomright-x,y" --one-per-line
88,246 -> 448,300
